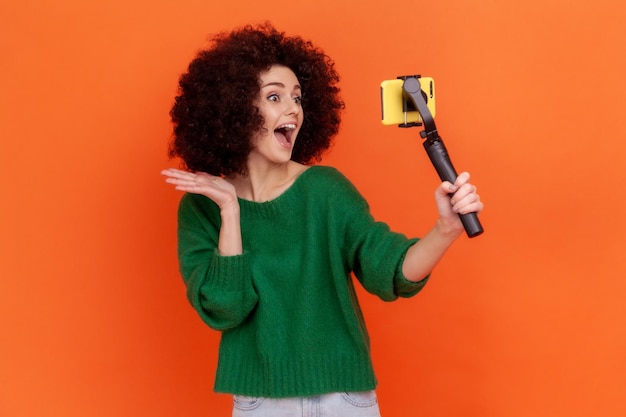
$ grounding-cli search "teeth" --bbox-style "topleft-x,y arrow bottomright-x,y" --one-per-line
278,124 -> 296,130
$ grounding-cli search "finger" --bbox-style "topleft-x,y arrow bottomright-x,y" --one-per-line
161,168 -> 182,176
454,172 -> 470,187
436,181 -> 458,198
164,177 -> 193,187
456,200 -> 483,215
170,174 -> 222,193
450,183 -> 476,204
161,168 -> 196,179
452,191 -> 483,214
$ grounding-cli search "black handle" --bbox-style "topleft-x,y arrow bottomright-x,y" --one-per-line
423,138 -> 483,238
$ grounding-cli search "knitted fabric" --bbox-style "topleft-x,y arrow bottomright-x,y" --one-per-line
176,166 -> 428,397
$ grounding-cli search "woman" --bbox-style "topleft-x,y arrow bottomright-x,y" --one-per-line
162,22 -> 483,417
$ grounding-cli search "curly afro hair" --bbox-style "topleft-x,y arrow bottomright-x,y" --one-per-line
168,22 -> 345,176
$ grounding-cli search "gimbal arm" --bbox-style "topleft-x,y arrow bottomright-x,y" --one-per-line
401,76 -> 484,238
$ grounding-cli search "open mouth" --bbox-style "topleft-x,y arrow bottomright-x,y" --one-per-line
274,123 -> 297,148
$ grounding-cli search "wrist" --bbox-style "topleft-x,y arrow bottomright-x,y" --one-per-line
435,217 -> 464,241
220,199 -> 240,216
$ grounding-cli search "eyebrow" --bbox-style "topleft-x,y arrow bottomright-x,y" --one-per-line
261,81 -> 302,91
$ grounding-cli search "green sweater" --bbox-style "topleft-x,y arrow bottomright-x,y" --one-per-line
176,165 -> 428,398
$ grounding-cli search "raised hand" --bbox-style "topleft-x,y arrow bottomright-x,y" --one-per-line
161,168 -> 238,212
162,168 -> 242,255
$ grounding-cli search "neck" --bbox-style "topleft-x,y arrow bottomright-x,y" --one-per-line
231,161 -> 305,202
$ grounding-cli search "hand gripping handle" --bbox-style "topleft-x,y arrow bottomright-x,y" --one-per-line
423,137 -> 483,237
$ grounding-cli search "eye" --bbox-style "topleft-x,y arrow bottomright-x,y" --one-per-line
293,95 -> 302,104
267,94 -> 280,102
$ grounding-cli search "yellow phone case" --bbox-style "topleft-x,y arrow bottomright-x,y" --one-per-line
380,77 -> 436,125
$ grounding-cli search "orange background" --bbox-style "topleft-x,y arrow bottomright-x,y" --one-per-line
1,1 -> 625,416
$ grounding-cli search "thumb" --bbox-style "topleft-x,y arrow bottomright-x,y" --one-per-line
436,181 -> 458,198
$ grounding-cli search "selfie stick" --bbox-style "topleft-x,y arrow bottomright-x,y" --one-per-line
399,75 -> 484,238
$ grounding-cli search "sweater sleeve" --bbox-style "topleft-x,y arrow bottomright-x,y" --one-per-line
349,214 -> 428,301
176,193 -> 259,330
327,170 -> 429,301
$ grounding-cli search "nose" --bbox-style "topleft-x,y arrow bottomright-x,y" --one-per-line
285,98 -> 301,116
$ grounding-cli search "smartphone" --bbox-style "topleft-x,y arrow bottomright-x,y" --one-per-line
380,76 -> 436,125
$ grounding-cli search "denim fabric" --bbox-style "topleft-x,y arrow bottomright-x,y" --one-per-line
232,391 -> 381,417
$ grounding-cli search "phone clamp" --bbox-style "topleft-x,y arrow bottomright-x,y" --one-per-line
397,75 -> 425,128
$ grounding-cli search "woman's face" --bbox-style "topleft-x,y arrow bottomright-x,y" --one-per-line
249,65 -> 304,167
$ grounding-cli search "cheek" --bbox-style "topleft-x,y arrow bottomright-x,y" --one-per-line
296,112 -> 304,129
250,129 -> 268,147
